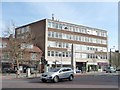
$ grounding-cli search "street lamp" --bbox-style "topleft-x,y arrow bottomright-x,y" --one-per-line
109,46 -> 115,66
59,52 -> 63,68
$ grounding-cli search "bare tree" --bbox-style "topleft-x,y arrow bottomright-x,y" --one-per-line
2,21 -> 40,78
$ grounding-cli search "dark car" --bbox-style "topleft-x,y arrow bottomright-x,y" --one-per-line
2,68 -> 17,73
116,68 -> 120,71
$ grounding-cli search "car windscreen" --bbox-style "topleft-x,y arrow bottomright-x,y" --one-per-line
49,68 -> 60,72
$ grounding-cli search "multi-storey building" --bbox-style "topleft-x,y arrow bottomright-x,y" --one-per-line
15,18 -> 108,72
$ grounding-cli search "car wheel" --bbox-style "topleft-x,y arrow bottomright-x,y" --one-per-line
69,75 -> 73,81
53,76 -> 59,83
41,79 -> 47,83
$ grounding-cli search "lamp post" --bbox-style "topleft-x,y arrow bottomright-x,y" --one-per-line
58,51 -> 63,68
109,46 -> 115,66
115,50 -> 119,69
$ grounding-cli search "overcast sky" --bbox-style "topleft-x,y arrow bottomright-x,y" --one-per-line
1,2 -> 118,50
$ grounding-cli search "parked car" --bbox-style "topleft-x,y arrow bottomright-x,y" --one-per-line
41,67 -> 74,83
2,68 -> 17,73
106,67 -> 116,73
116,68 -> 120,71
76,69 -> 81,73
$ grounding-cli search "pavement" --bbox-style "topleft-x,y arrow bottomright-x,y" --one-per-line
1,71 -> 119,80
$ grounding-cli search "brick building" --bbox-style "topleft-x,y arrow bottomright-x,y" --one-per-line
0,36 -> 43,72
15,18 -> 109,72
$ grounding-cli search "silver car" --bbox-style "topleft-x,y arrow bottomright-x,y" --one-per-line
106,66 -> 116,73
40,67 -> 74,83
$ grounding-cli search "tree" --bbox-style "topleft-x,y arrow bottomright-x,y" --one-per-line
2,21 -> 41,78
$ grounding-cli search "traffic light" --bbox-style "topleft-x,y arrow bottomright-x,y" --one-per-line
41,57 -> 48,65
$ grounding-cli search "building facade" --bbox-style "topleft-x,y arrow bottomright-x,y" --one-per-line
0,37 -> 42,72
15,18 -> 108,72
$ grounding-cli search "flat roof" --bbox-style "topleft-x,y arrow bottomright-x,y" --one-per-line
16,18 -> 107,32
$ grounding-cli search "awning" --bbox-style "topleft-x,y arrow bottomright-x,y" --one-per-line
97,62 -> 109,66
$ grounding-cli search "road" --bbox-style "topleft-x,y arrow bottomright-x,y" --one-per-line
1,72 -> 119,88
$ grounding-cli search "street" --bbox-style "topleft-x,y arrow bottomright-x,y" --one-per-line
1,72 -> 119,88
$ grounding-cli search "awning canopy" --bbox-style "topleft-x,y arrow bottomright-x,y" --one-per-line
97,62 -> 109,66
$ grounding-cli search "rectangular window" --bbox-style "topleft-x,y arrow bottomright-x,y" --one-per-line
58,42 -> 62,48
66,43 -> 69,48
55,32 -> 59,38
62,52 -> 65,57
2,42 -> 7,48
59,33 -> 62,38
52,32 -> 54,37
59,52 -> 62,57
48,32 -> 51,37
48,22 -> 52,28
55,51 -> 58,56
66,52 -> 69,57
51,51 -> 54,56
81,54 -> 86,58
48,51 -> 50,56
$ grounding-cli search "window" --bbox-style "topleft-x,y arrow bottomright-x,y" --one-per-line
55,23 -> 59,29
2,42 -> 7,48
58,24 -> 62,29
81,54 -> 86,58
52,32 -> 54,37
48,51 -> 50,56
75,35 -> 79,41
48,22 -> 52,28
81,36 -> 85,42
63,43 -> 66,48
48,41 -> 55,47
59,52 -> 62,57
48,32 -> 51,37
66,52 -> 69,57
59,33 -> 62,38
102,40 -> 107,44
21,44 -> 33,49
31,53 -> 37,60
70,26 -> 73,31
62,52 -> 65,57
58,42 -> 62,48
87,54 -> 90,58
55,51 -> 58,56
51,51 -> 54,56
66,43 -> 69,48
3,52 -> 9,59
55,32 -> 59,38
